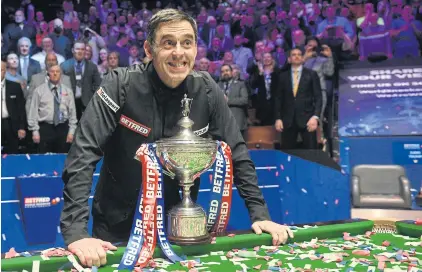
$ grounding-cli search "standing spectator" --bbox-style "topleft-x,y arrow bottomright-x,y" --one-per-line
27,53 -> 72,116
61,41 -> 102,120
201,16 -> 218,49
5,53 -> 27,92
274,48 -> 322,150
3,10 -> 37,53
249,52 -> 280,126
218,64 -> 249,140
28,64 -> 77,153
107,33 -> 130,67
1,61 -> 27,154
80,28 -> 107,65
31,37 -> 65,70
207,37 -> 224,61
85,44 -> 93,61
107,51 -> 120,70
35,21 -> 49,49
128,44 -> 142,65
49,18 -> 73,59
232,34 -> 253,77
17,37 -> 41,87
97,48 -> 109,77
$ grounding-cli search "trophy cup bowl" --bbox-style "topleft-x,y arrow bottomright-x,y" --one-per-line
155,94 -> 218,245
155,139 -> 218,245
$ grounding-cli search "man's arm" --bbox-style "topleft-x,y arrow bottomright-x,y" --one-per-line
274,72 -> 284,121
60,68 -> 129,245
311,70 -> 322,118
16,82 -> 27,130
205,72 -> 271,223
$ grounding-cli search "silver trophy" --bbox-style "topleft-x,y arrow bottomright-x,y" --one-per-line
155,94 -> 218,245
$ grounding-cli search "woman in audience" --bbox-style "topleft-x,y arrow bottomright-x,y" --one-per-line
97,48 -> 109,77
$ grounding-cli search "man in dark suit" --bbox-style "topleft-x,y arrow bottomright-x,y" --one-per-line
17,37 -> 41,88
3,10 -> 37,53
61,41 -> 102,120
1,61 -> 27,154
274,48 -> 322,150
218,64 -> 249,140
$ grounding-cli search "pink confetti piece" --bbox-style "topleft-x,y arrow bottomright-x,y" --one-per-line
53,171 -> 58,176
226,251 -> 234,258
264,256 -> 271,261
335,199 -> 339,205
253,264 -> 262,270
377,261 -> 385,270
285,210 -> 289,215
227,233 -> 235,237
253,246 -> 260,251
232,249 -> 239,252
2,154 -> 7,158
209,174 -> 213,182
5,248 -> 19,259
280,164 -> 284,170
275,171 -> 279,177
382,240 -> 390,247
211,237 -> 216,244
267,166 -> 271,171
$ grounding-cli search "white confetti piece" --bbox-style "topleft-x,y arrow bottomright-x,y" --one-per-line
220,256 -> 227,261
238,251 -> 256,258
40,255 -> 50,261
210,251 -> 224,255
201,262 -> 220,265
286,176 -> 290,183
367,266 -> 376,272
404,241 -> 420,246
23,270 -> 29,272
67,255 -> 85,272
304,264 -> 311,269
113,270 -> 118,272
268,259 -> 280,266
301,188 -> 307,193
240,263 -> 248,272
193,254 -> 209,258
348,99 -> 355,103
195,267 -> 210,271
287,156 -> 291,162
287,263 -> 294,269
26,154 -> 31,160
230,257 -> 249,262
323,201 -> 327,205
32,260 -> 40,272
57,226 -> 61,233
15,213 -> 20,220
349,261 -> 358,267
111,264 -> 119,267
2,234 -> 6,241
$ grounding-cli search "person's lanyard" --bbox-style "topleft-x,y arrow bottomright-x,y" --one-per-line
51,84 -> 62,104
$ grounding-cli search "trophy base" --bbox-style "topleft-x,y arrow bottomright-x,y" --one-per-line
168,233 -> 211,246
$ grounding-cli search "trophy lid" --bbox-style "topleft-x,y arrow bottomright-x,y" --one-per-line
158,94 -> 210,143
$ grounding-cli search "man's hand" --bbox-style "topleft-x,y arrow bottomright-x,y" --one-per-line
33,134 -> 40,143
68,238 -> 117,267
252,220 -> 294,246
274,119 -> 283,132
66,134 -> 74,143
321,45 -> 332,57
307,116 -> 318,132
18,129 -> 26,140
304,47 -> 315,61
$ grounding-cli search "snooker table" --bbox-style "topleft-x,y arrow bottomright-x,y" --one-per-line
2,219 -> 422,272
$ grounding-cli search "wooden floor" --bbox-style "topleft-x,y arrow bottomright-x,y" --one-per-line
352,208 -> 422,220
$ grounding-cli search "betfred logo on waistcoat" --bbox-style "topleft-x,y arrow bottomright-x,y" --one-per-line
119,115 -> 151,137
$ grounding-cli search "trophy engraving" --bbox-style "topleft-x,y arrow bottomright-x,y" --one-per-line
155,94 -> 218,245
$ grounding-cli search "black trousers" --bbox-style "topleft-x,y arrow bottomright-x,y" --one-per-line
281,122 -> 317,150
92,178 -> 201,243
75,98 -> 85,121
37,122 -> 70,153
1,118 -> 19,154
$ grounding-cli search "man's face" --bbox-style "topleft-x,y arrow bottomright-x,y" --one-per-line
108,53 -> 119,68
209,18 -> 217,28
234,35 -> 243,46
198,58 -> 209,71
45,53 -> 58,69
290,17 -> 299,28
7,54 -> 19,69
260,15 -> 269,25
19,40 -> 31,56
326,7 -> 336,19
340,8 -> 349,18
100,24 -> 108,36
144,20 -> 197,89
48,65 -> 61,83
293,30 -> 305,46
216,25 -> 225,36
106,15 -> 115,26
129,46 -> 139,57
255,41 -> 265,52
15,11 -> 25,23
137,31 -> 145,41
85,46 -> 93,60
196,46 -> 207,59
1,62 -> 6,81
73,43 -> 86,61
288,49 -> 304,66
212,38 -> 221,49
220,65 -> 233,81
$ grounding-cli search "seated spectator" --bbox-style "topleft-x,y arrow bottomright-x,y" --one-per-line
28,64 -> 77,154
215,24 -> 234,51
207,37 -> 224,61
31,37 -> 65,70
284,17 -> 311,49
128,44 -> 143,66
35,21 -> 49,49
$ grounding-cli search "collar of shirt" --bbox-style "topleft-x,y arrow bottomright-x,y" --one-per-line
1,78 -> 5,87
74,59 -> 85,68
292,65 -> 303,74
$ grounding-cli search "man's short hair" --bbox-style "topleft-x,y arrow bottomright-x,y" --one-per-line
73,40 -> 86,49
146,9 -> 198,47
108,51 -> 120,59
305,36 -> 321,48
17,37 -> 32,49
289,47 -> 303,56
221,64 -> 233,71
44,53 -> 58,67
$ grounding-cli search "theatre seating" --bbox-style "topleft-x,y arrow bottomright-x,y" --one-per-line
351,165 -> 412,209
247,126 -> 279,149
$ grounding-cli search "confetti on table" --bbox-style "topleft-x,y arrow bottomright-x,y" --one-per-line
26,154 -> 31,160
210,251 -> 224,256
227,233 -> 236,237
15,213 -> 20,220
286,176 -> 290,183
301,188 -> 307,194
287,156 -> 291,162
31,260 -> 40,272
280,164 -> 284,170
335,199 -> 339,205
253,264 -> 261,270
